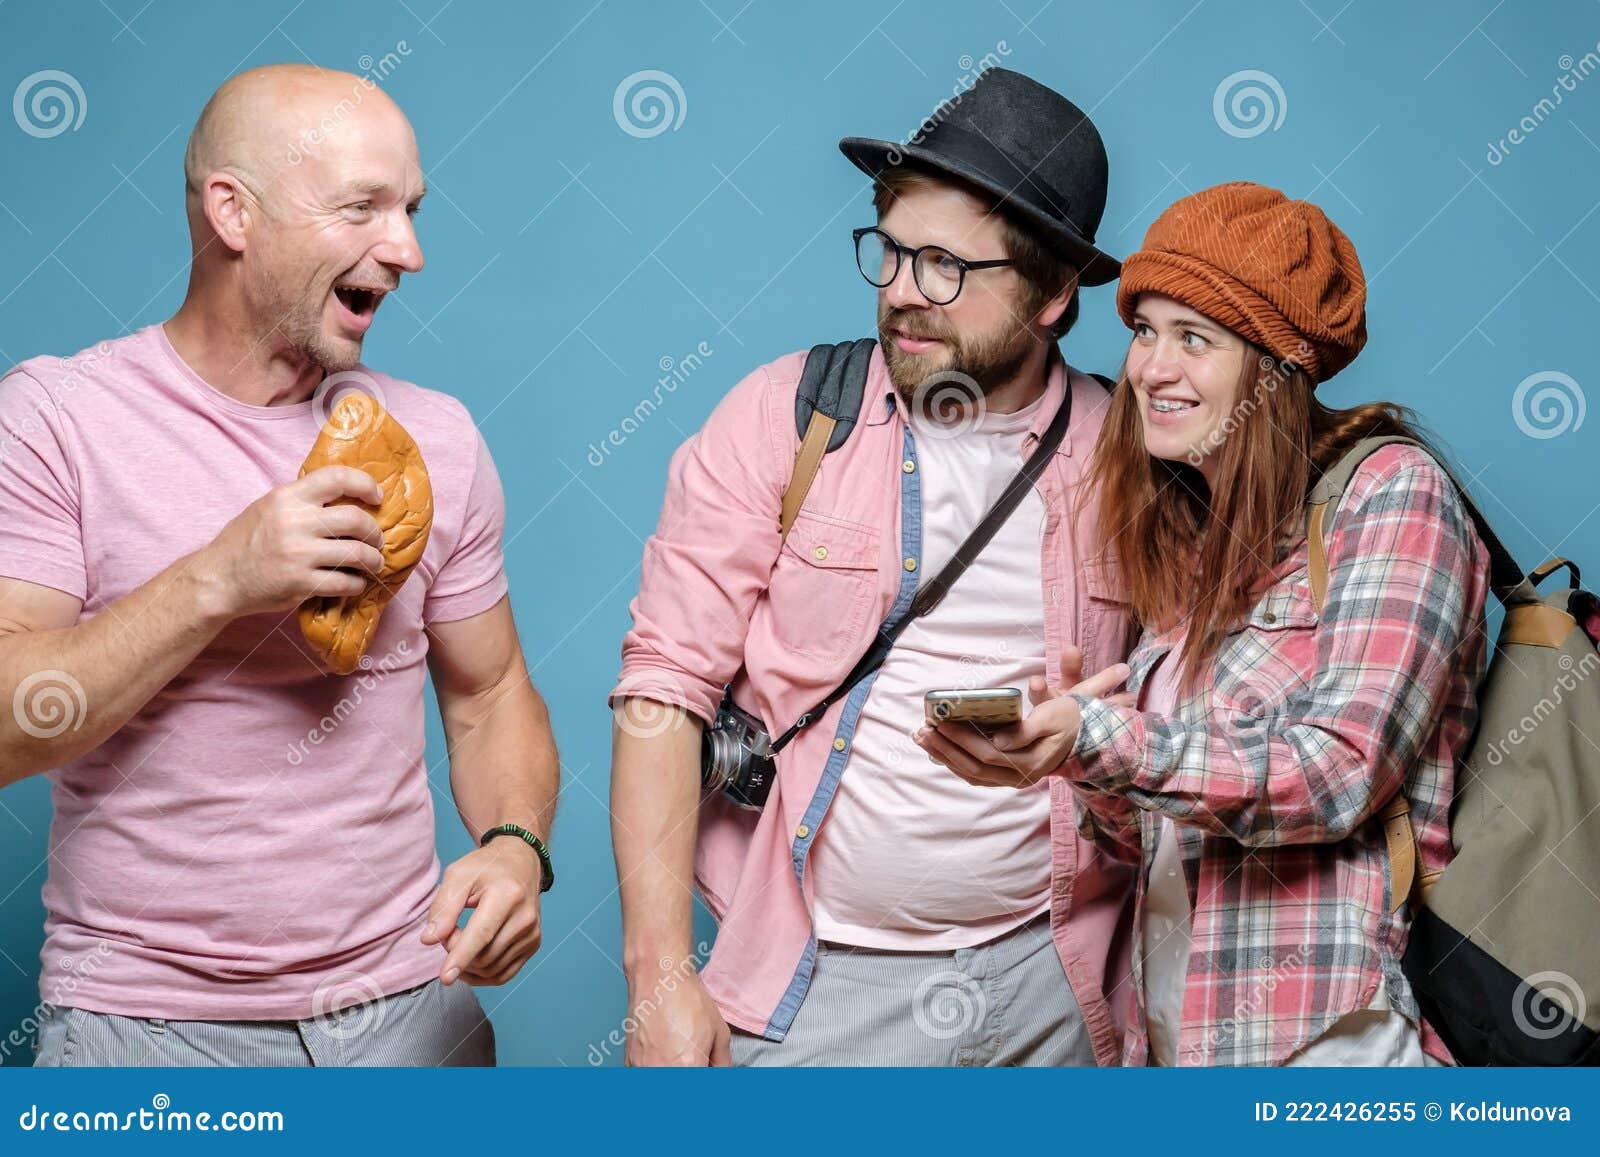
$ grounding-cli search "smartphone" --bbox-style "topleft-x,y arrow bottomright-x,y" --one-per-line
924,687 -> 1022,726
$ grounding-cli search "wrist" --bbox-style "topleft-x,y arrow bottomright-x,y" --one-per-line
480,823 -> 554,892
177,548 -> 239,629
624,936 -> 698,985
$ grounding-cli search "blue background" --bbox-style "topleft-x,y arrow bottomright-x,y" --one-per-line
1,0 -> 1597,1067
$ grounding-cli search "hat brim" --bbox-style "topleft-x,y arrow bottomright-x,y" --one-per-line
839,136 -> 1122,287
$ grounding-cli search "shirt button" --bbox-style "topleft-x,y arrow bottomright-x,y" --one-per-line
795,824 -> 810,839
904,557 -> 918,572
1262,611 -> 1277,624
813,545 -> 829,561
902,459 -> 916,473
832,738 -> 847,751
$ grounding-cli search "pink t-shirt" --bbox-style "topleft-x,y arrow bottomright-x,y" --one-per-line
0,325 -> 508,1020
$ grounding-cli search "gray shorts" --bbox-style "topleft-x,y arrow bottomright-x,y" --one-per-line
730,914 -> 1097,1066
32,979 -> 495,1067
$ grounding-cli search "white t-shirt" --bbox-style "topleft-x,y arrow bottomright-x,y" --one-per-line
1139,640 -> 1429,1066
808,391 -> 1054,950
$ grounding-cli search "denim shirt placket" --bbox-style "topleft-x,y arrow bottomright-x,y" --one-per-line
762,410 -> 923,1039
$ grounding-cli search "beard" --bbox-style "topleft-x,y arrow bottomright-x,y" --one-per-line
878,304 -> 1040,407
251,264 -> 364,374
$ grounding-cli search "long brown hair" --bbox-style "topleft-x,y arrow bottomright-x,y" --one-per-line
1083,340 -> 1443,693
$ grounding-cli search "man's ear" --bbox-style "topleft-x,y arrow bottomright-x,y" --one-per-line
1033,269 -> 1080,330
199,172 -> 253,254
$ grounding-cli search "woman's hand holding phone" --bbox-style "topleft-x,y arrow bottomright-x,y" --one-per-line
915,646 -> 1133,788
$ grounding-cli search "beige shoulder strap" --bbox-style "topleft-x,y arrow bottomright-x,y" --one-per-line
1306,496 -> 1425,911
779,411 -> 836,542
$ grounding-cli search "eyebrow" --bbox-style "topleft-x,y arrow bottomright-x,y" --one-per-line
339,179 -> 391,197
337,179 -> 428,203
1132,310 -> 1228,336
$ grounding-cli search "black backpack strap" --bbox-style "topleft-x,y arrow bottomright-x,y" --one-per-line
770,380 -> 1074,752
795,338 -> 877,450
780,339 -> 876,542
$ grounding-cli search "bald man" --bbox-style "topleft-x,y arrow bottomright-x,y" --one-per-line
0,65 -> 558,1067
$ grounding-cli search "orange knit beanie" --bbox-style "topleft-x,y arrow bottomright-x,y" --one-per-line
1115,181 -> 1367,384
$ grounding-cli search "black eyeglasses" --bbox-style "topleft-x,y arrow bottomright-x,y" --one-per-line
853,226 -> 1014,306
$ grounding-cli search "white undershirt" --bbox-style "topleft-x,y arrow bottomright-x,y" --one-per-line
808,392 -> 1054,950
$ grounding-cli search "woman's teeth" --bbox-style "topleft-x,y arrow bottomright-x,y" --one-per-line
1150,398 -> 1197,413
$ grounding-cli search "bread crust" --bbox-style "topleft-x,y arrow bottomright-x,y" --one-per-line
297,392 -> 433,674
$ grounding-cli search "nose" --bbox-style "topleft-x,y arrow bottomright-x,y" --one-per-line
375,211 -> 425,275
882,250 -> 925,313
1135,335 -> 1183,389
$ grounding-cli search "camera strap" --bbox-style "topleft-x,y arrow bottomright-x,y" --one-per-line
768,376 -> 1075,753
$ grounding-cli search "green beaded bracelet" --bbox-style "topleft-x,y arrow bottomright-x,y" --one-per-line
480,823 -> 555,893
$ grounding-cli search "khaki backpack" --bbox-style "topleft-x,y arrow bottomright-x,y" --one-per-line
1306,435 -> 1600,1066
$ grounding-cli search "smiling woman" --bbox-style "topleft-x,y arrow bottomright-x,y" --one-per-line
954,181 -> 1493,1068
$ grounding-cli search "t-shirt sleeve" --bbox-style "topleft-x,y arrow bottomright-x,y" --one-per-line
0,368 -> 87,599
423,423 -> 508,624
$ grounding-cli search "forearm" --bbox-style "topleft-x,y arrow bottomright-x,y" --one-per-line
442,668 -> 559,841
610,708 -> 702,980
1066,694 -> 1407,846
0,555 -> 231,784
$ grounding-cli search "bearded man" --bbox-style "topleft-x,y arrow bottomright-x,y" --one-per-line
608,68 -> 1138,1066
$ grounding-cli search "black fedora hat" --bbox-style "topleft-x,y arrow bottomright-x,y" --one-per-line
840,68 -> 1120,286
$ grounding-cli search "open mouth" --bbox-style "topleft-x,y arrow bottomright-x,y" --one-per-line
1149,397 -> 1199,413
333,285 -> 385,318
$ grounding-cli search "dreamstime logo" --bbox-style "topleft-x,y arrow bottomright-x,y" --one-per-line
13,70 -> 87,138
311,370 -> 389,437
612,70 -> 687,139
1512,970 -> 1586,1041
1477,649 -> 1600,768
1192,944 -> 1310,1062
1487,44 -> 1600,165
12,669 -> 87,739
884,41 -> 1012,165
284,41 -> 412,166
588,340 -> 714,467
585,939 -> 714,1065
913,970 -> 986,1040
310,970 -> 388,1040
956,639 -> 1015,691
2,941 -> 115,1064
0,340 -> 112,470
1212,70 -> 1287,139
911,370 -> 985,440
611,673 -> 693,739
1511,370 -> 1585,439
285,639 -> 412,765
1185,346 -> 1305,466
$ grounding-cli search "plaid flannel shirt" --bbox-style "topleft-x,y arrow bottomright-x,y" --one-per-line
1064,443 -> 1490,1066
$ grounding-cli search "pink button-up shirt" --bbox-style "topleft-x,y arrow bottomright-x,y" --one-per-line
611,345 -> 1137,1064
